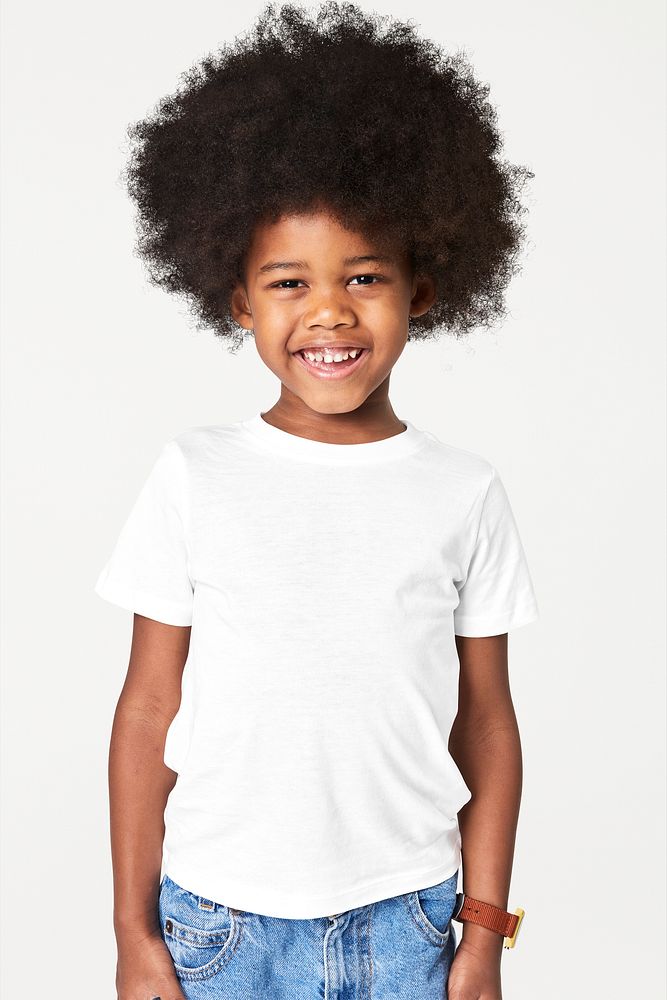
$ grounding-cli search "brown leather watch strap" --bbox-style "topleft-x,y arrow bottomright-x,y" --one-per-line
452,893 -> 521,938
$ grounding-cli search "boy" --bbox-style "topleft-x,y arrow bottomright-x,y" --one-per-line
95,5 -> 539,999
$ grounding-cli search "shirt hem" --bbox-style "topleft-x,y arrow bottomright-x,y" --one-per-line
164,848 -> 462,920
94,577 -> 193,626
453,601 -> 540,637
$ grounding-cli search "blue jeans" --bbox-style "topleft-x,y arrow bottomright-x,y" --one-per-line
157,869 -> 459,999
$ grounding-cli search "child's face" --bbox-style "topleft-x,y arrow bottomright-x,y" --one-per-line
230,210 -> 436,417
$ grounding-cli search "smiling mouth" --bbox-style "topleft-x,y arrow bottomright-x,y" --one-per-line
295,347 -> 370,379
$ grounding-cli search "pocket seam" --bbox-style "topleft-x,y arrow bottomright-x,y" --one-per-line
165,914 -> 232,948
164,911 -> 242,981
160,885 -> 244,982
402,878 -> 458,947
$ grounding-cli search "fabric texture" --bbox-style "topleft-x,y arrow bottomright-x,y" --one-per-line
158,869 -> 460,999
95,412 -> 539,919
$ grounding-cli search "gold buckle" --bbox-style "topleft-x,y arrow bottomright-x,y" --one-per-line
503,907 -> 525,949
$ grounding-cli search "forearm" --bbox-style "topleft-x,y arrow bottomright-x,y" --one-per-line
109,695 -> 176,943
449,713 -> 522,957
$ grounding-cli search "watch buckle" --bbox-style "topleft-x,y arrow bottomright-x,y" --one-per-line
503,906 -> 525,949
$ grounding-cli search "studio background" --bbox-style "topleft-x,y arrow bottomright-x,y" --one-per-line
1,0 -> 665,996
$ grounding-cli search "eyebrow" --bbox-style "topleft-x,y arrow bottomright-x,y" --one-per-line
258,254 -> 394,274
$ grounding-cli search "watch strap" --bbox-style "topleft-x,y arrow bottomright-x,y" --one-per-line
452,892 -> 525,947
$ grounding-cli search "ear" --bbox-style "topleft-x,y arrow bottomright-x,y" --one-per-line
230,282 -> 254,331
409,274 -> 437,319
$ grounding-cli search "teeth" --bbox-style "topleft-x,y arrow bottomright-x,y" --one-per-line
302,348 -> 361,363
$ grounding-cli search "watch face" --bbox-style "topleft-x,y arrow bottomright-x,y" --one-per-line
452,892 -> 465,920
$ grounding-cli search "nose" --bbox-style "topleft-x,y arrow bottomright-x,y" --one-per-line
303,288 -> 356,329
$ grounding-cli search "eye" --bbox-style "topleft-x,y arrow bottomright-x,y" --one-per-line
271,274 -> 383,291
272,279 -> 304,290
349,274 -> 382,285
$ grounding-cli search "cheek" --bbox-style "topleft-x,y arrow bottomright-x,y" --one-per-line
252,337 -> 288,373
252,302 -> 296,351
361,297 -> 409,337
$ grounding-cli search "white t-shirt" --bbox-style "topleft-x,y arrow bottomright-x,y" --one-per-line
94,412 -> 539,919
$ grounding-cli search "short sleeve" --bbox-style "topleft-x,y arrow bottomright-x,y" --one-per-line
94,441 -> 194,626
453,467 -> 539,637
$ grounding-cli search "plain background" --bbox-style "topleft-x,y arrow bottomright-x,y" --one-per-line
2,0 -> 665,996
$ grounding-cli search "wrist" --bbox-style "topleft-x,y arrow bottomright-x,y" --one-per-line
460,922 -> 504,959
114,913 -> 160,943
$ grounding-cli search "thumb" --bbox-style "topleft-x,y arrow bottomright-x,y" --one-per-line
149,980 -> 186,1000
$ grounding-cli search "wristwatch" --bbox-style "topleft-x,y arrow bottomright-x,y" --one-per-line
452,892 -> 525,948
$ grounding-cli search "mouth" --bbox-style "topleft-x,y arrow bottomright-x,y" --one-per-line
293,346 -> 370,380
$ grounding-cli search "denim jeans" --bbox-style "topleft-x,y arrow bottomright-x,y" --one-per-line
157,869 -> 459,999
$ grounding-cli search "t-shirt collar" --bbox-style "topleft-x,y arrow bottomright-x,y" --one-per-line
240,411 -> 428,463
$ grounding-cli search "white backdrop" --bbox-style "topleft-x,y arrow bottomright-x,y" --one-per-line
1,1 -> 665,996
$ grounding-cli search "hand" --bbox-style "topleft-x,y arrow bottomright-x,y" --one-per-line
115,927 -> 185,1000
447,934 -> 503,1000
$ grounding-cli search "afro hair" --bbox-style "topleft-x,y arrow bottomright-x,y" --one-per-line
121,2 -> 534,352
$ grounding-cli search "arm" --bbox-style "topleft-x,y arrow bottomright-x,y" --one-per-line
109,614 -> 190,943
448,633 -> 522,970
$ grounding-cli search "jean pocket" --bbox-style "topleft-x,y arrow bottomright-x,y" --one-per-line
406,871 -> 459,946
158,875 -> 242,982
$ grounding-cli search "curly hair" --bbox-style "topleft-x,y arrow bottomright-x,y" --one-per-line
121,2 -> 534,352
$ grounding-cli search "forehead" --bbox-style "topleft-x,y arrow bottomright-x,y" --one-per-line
248,210 -> 400,268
